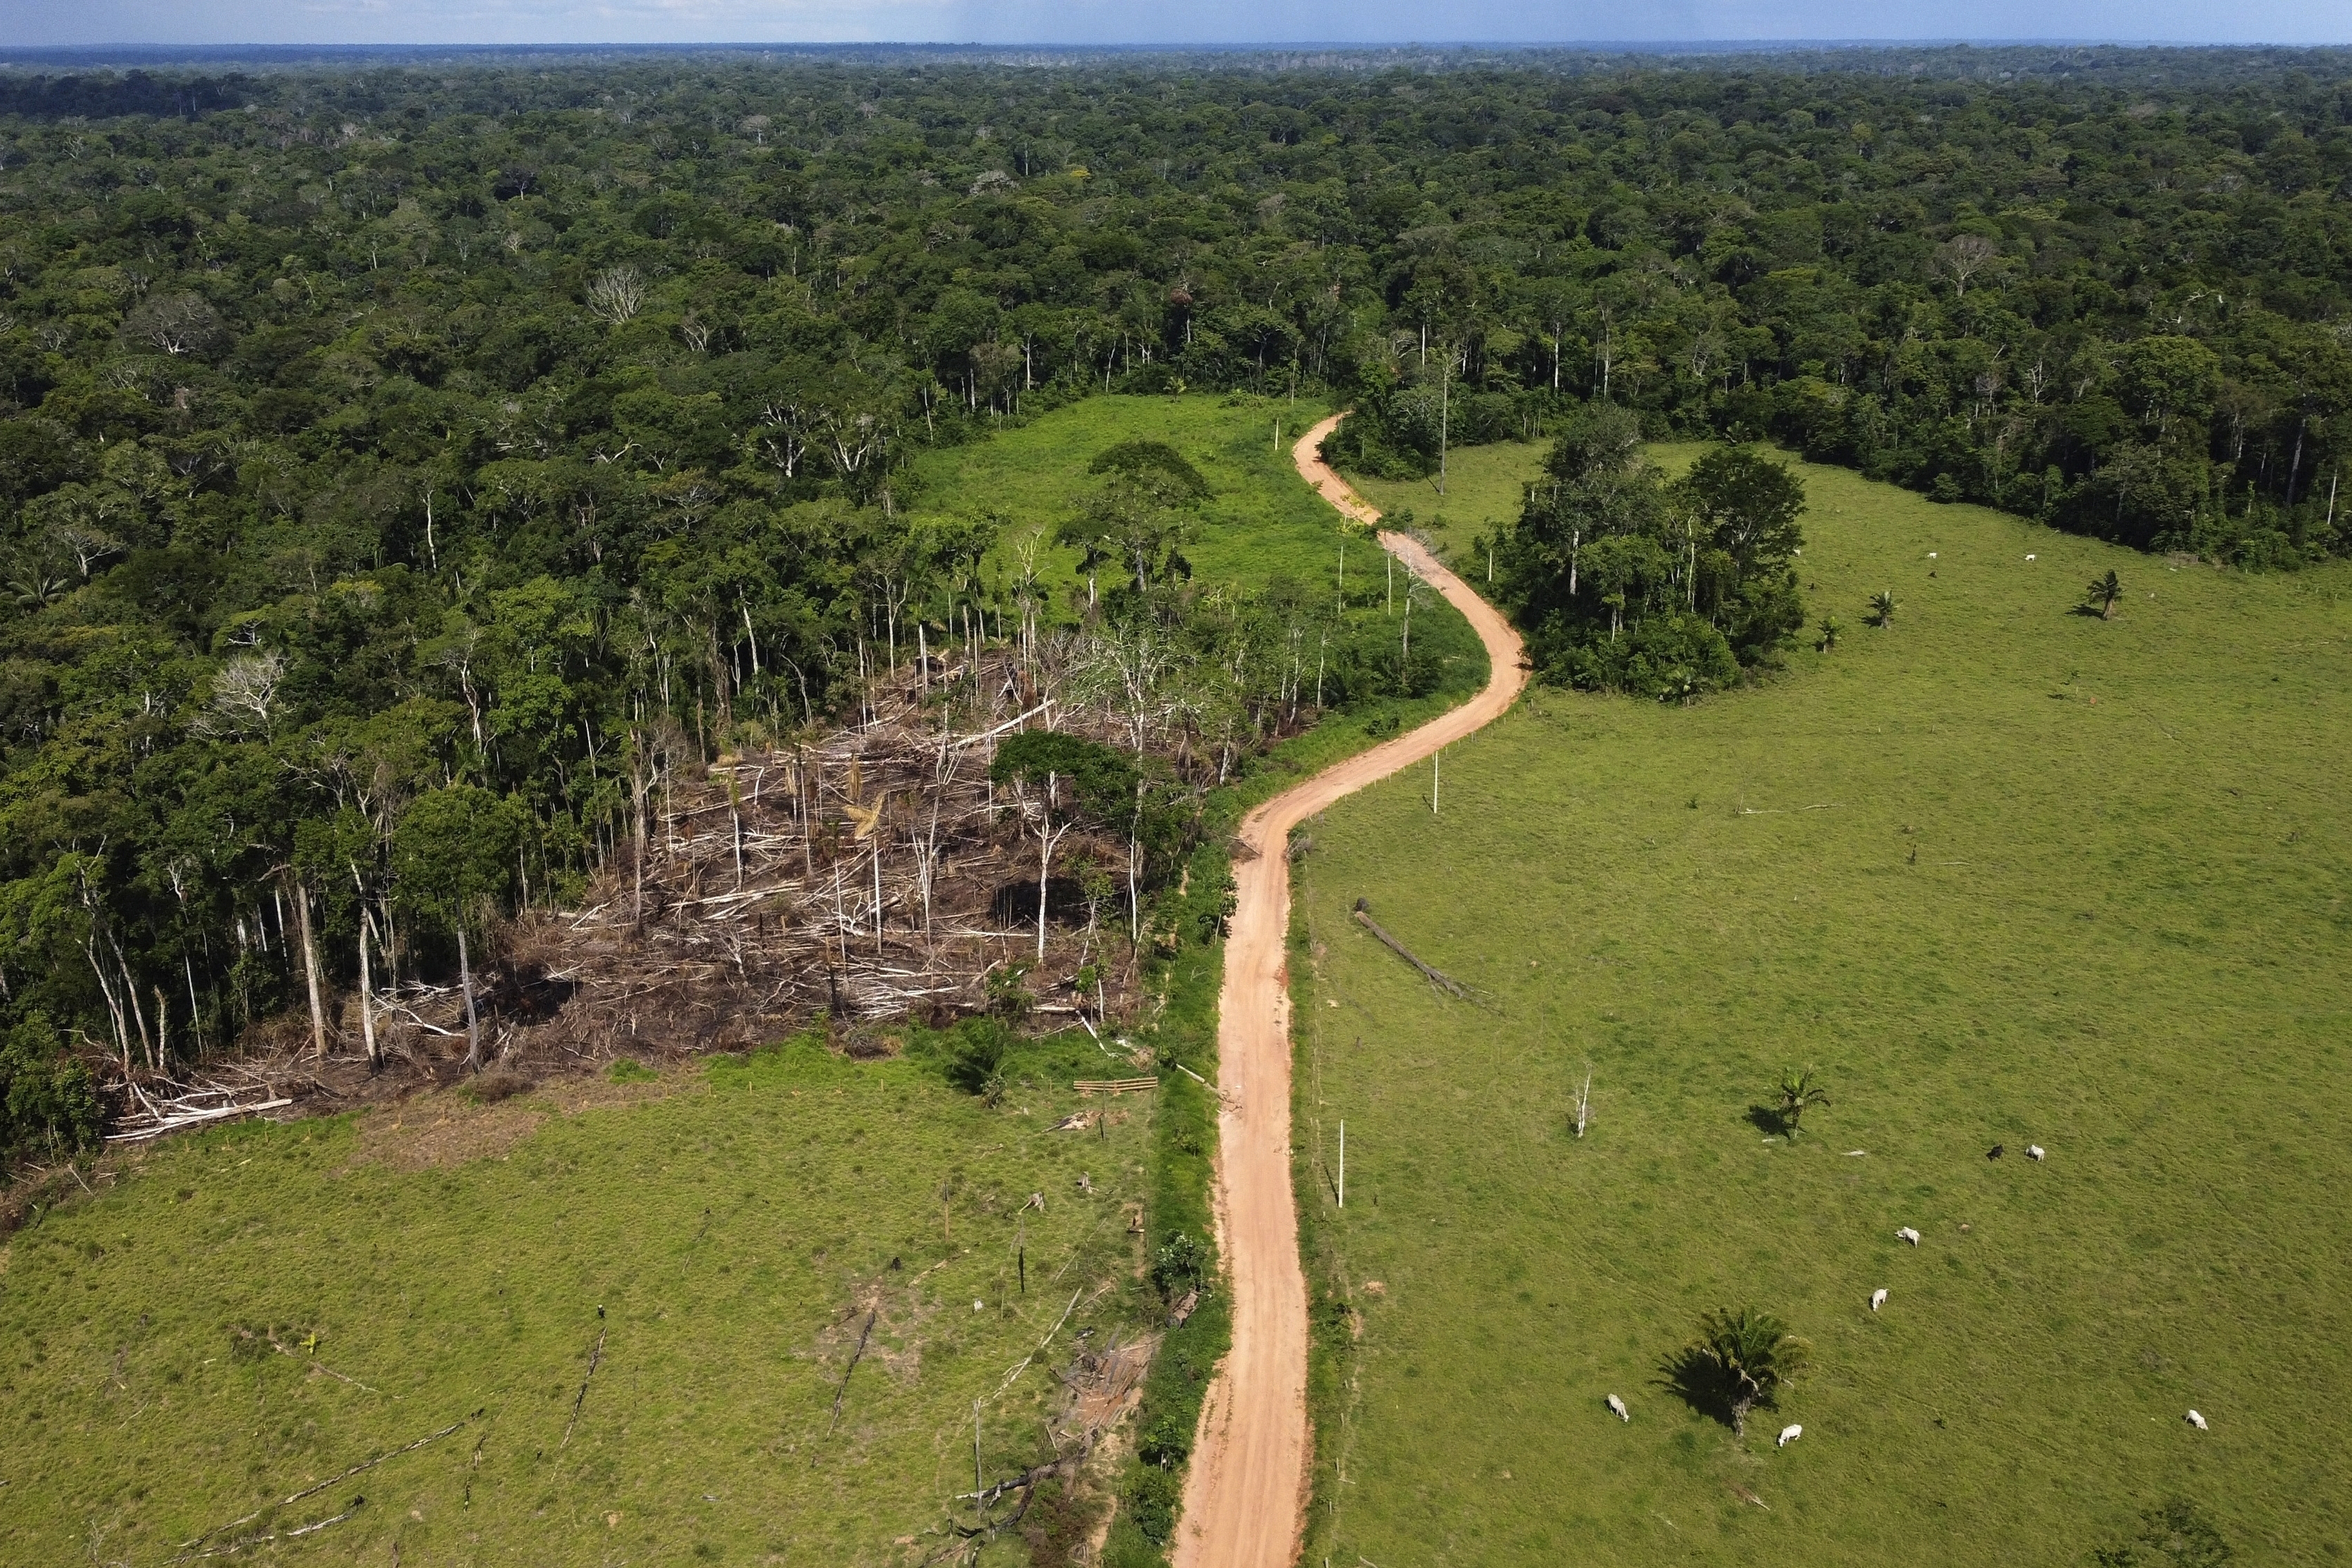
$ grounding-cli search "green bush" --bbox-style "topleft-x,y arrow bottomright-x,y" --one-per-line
1125,1466 -> 1181,1544
1137,1413 -> 1193,1469
942,1018 -> 1012,1099
1,1014 -> 102,1161
607,1058 -> 660,1083
1150,1231 -> 1208,1300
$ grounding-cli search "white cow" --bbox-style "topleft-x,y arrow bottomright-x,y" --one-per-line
2027,1145 -> 2046,1161
2186,1410 -> 2209,1430
1606,1394 -> 1629,1422
1896,1226 -> 1922,1246
1777,1424 -> 1803,1448
1871,1289 -> 1888,1311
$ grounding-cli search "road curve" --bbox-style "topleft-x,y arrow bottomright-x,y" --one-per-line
1171,414 -> 1529,1568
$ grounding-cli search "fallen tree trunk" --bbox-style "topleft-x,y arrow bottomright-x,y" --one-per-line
1351,899 -> 1469,1000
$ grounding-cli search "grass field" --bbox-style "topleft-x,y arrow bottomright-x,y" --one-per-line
0,1039 -> 1154,1565
0,393 -> 1483,1568
1296,445 -> 2352,1564
1343,438 -> 1545,576
908,392 -> 1352,595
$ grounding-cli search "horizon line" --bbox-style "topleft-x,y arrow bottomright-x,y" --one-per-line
7,38 -> 2350,55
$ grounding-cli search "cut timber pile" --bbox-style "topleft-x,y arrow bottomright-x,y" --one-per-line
106,1064 -> 298,1143
1073,1078 -> 1158,1095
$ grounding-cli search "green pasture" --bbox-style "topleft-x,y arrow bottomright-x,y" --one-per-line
0,1039 -> 1152,1566
908,392 -> 1350,597
1295,448 -> 2352,1564
1344,439 -> 1545,573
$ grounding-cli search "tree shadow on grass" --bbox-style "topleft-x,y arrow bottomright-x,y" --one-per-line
1655,1346 -> 1739,1432
1744,1104 -> 1792,1138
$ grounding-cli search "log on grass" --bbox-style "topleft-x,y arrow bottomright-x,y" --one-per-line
1350,900 -> 1469,1000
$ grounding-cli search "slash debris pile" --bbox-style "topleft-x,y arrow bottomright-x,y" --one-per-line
519,656 -> 1156,1056
91,623 -> 1319,1131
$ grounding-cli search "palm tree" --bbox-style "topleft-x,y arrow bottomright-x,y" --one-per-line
1868,590 -> 1897,628
1679,1307 -> 1813,1437
1816,615 -> 1842,651
2087,569 -> 2122,619
1774,1066 -> 1830,1140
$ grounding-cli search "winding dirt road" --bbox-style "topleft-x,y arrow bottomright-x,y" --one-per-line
1171,415 -> 1528,1568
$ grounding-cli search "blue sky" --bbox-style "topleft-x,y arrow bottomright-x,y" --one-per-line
2,0 -> 2345,47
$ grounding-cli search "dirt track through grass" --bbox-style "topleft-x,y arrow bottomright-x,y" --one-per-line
1294,446 -> 2352,1564
1172,418 -> 1521,1568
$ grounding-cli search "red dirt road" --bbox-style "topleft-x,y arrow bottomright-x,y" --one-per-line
1171,415 -> 1528,1568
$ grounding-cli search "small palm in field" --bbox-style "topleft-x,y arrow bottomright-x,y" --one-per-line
1774,1066 -> 1829,1139
2087,569 -> 2123,619
1868,590 -> 1898,627
1671,1307 -> 1813,1437
1817,614 -> 1842,651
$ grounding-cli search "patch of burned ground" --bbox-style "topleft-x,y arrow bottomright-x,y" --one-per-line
345,1062 -> 691,1173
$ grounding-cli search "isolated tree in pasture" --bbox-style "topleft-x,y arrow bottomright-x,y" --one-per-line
1774,1065 -> 1830,1140
2087,569 -> 2123,619
1672,1306 -> 1813,1437
1817,615 -> 1842,651
1868,590 -> 1898,628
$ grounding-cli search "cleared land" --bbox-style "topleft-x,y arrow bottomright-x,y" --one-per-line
0,394 -> 1483,1568
908,393 -> 1348,593
1295,447 -> 2352,1564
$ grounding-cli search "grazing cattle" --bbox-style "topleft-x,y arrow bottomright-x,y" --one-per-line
2186,1410 -> 2209,1430
2027,1145 -> 2046,1161
1607,1394 -> 1630,1422
1897,1226 -> 1922,1245
1777,1424 -> 1803,1448
1987,1143 -> 2005,1160
1871,1289 -> 1888,1311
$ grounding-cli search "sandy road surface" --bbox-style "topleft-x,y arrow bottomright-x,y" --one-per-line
1170,415 -> 1529,1568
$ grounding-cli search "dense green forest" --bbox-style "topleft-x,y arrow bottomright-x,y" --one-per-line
1,47 -> 2349,1155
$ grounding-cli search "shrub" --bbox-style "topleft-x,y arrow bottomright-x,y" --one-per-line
2090,1498 -> 2232,1567
608,1058 -> 659,1083
1138,1413 -> 1192,1469
1,1014 -> 103,1161
1125,1466 -> 1180,1544
1150,1230 -> 1208,1299
943,1018 -> 1011,1100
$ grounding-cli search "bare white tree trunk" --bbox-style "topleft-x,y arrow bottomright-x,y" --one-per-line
295,878 -> 327,1060
357,906 -> 379,1067
457,925 -> 483,1073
